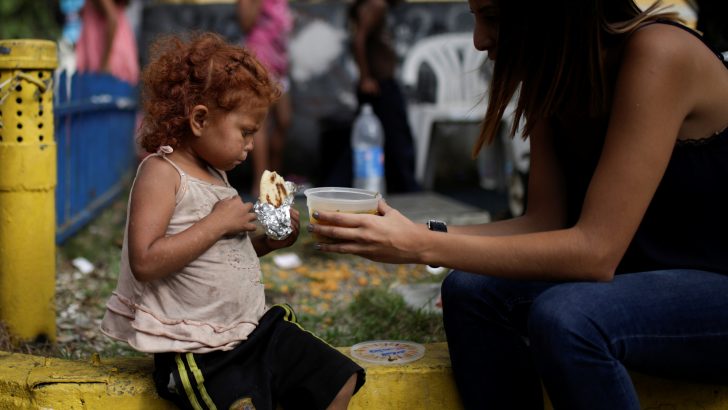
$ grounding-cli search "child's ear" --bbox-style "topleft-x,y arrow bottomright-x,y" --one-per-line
189,105 -> 209,137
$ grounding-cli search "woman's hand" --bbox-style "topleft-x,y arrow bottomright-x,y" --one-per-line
309,200 -> 427,264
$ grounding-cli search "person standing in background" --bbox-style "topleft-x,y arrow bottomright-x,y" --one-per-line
75,0 -> 139,85
236,0 -> 293,197
349,0 -> 420,193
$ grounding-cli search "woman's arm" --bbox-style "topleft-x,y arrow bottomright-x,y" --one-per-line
237,0 -> 262,34
311,121 -> 575,274
127,158 -> 257,282
313,25 -> 698,282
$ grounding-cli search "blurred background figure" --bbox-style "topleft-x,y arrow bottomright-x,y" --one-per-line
236,0 -> 293,197
76,0 -> 139,86
348,0 -> 420,193
59,0 -> 84,46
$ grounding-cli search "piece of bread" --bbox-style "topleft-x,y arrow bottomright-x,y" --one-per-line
259,170 -> 290,207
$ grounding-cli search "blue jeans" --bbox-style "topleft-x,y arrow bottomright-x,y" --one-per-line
441,269 -> 728,410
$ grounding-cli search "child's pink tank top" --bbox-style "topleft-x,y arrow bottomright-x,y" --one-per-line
100,154 -> 266,353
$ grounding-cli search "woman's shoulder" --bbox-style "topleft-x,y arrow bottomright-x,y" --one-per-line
613,21 -> 725,93
623,22 -> 717,67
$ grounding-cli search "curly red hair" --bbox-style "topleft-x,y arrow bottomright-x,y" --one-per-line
137,32 -> 281,153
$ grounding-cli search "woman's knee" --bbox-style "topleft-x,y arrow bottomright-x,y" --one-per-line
528,284 -> 607,351
441,271 -> 517,320
441,270 -> 484,305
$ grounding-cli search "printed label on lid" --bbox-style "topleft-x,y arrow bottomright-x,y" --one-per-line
350,340 -> 425,365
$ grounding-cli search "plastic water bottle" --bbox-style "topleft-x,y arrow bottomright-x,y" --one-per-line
351,104 -> 386,194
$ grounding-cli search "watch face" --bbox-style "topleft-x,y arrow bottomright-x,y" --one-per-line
428,220 -> 447,232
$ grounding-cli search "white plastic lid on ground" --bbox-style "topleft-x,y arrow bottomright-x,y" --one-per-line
350,340 -> 426,365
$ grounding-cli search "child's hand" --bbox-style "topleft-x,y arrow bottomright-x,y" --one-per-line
211,196 -> 257,236
266,208 -> 300,251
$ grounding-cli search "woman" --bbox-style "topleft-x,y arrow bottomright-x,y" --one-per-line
309,0 -> 728,408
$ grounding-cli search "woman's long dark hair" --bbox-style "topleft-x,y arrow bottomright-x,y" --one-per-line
473,0 -> 680,157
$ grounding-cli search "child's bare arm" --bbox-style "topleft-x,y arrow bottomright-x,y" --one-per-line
127,157 -> 257,282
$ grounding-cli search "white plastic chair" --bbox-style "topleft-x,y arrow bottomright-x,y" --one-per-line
401,33 -> 531,216
400,32 -> 492,188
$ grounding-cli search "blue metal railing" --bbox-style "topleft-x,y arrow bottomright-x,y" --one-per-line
54,72 -> 138,243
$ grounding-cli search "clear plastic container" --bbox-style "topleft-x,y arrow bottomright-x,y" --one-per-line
304,187 -> 382,242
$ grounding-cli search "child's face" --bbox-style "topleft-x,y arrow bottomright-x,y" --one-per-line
195,103 -> 269,171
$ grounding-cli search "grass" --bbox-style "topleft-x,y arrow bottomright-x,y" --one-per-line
1,181 -> 446,359
300,288 -> 445,347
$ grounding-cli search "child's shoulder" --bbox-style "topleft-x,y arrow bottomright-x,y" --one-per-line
135,154 -> 182,186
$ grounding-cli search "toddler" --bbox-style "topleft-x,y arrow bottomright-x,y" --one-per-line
100,32 -> 364,410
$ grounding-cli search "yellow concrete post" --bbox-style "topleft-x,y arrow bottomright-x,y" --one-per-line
0,39 -> 58,343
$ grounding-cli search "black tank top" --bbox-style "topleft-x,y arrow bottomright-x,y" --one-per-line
553,21 -> 728,274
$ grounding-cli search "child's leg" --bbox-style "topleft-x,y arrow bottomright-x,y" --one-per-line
270,305 -> 365,410
326,373 -> 358,410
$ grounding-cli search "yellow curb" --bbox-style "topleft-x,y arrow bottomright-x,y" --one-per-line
2,343 -> 727,409
0,344 -> 459,409
347,342 -> 462,409
0,350 -> 172,409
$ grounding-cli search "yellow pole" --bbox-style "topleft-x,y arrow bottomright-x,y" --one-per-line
0,39 -> 58,343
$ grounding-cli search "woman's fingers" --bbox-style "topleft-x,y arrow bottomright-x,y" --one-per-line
317,241 -> 374,257
313,210 -> 368,228
310,221 -> 363,242
317,241 -> 401,264
377,199 -> 392,215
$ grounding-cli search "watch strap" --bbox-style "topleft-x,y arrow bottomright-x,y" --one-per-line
426,219 -> 447,268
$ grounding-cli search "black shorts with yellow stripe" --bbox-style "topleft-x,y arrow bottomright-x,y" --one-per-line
152,304 -> 366,410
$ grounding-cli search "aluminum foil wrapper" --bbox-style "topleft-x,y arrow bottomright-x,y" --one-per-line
254,181 -> 298,240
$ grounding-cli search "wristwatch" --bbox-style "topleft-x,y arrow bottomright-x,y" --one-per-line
426,219 -> 447,268
427,219 -> 448,233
